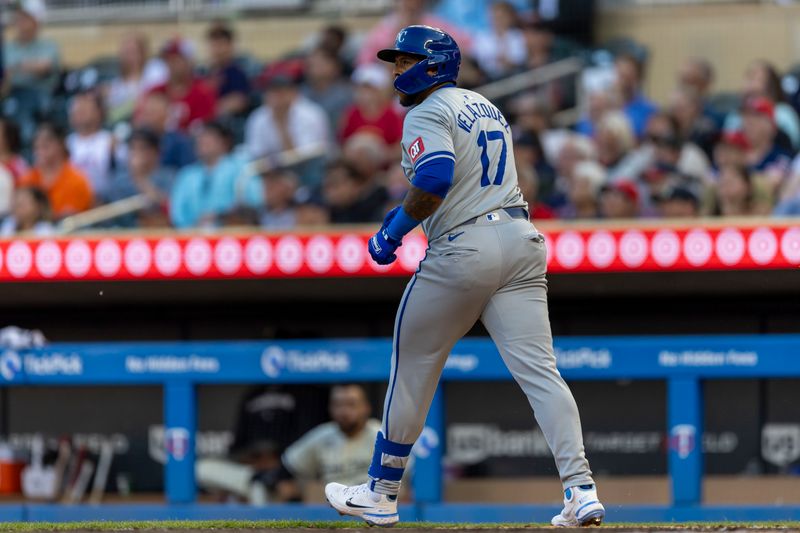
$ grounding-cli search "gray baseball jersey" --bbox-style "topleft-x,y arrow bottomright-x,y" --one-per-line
371,86 -> 595,496
400,87 -> 526,240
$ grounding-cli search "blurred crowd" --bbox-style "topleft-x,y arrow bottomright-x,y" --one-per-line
1,0 -> 799,238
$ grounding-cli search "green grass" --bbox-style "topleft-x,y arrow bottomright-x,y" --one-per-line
0,521 -> 798,531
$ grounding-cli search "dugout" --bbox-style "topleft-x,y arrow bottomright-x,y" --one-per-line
0,222 -> 798,508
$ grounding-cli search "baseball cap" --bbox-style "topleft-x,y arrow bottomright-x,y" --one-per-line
352,64 -> 391,90
16,0 -> 46,23
161,38 -> 195,61
741,96 -> 775,123
602,181 -> 639,204
258,60 -> 304,91
720,130 -> 750,151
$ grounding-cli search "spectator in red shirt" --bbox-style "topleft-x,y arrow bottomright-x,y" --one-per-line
339,64 -> 403,148
148,38 -> 217,133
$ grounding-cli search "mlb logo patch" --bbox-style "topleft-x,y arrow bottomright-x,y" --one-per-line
408,137 -> 425,163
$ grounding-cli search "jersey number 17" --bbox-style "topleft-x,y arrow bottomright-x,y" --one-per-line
477,129 -> 507,187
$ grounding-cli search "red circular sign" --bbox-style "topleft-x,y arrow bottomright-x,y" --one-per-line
124,239 -> 152,277
6,241 -> 33,278
619,230 -> 648,268
554,231 -> 585,269
154,239 -> 182,276
587,231 -> 616,269
65,240 -> 92,278
95,239 -> 123,277
184,238 -> 212,276
275,236 -> 304,274
336,235 -> 367,274
715,228 -> 745,266
683,229 -> 713,267
747,227 -> 778,266
214,238 -> 243,275
305,236 -> 335,274
244,237 -> 273,275
651,230 -> 681,267
780,227 -> 800,265
35,241 -> 62,278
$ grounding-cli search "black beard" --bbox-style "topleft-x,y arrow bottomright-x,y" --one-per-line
398,92 -> 418,107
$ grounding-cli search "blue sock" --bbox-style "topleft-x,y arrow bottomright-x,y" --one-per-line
367,432 -> 413,496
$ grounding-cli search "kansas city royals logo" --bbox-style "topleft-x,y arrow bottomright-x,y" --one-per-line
669,424 -> 696,459
408,137 -> 425,164
0,351 -> 22,381
164,427 -> 190,461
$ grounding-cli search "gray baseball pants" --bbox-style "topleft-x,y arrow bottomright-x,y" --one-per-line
378,209 -> 594,490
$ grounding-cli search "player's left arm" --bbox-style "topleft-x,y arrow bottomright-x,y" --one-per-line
368,157 -> 454,265
402,185 -> 444,221
368,107 -> 455,264
385,155 -> 454,237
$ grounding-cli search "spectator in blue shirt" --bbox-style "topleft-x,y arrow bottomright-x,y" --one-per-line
615,53 -> 657,139
206,22 -> 251,118
170,121 -> 257,229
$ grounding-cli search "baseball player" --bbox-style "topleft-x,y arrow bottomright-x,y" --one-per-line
325,25 -> 604,527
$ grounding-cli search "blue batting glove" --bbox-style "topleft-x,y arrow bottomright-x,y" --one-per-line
369,227 -> 402,265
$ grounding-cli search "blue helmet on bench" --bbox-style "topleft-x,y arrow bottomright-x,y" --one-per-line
377,25 -> 461,96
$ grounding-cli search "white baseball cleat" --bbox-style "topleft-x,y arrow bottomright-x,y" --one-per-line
551,484 -> 605,527
325,482 -> 399,527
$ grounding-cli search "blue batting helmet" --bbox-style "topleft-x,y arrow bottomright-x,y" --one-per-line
377,25 -> 461,96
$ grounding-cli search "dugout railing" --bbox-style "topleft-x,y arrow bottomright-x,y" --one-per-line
0,335 -> 799,522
